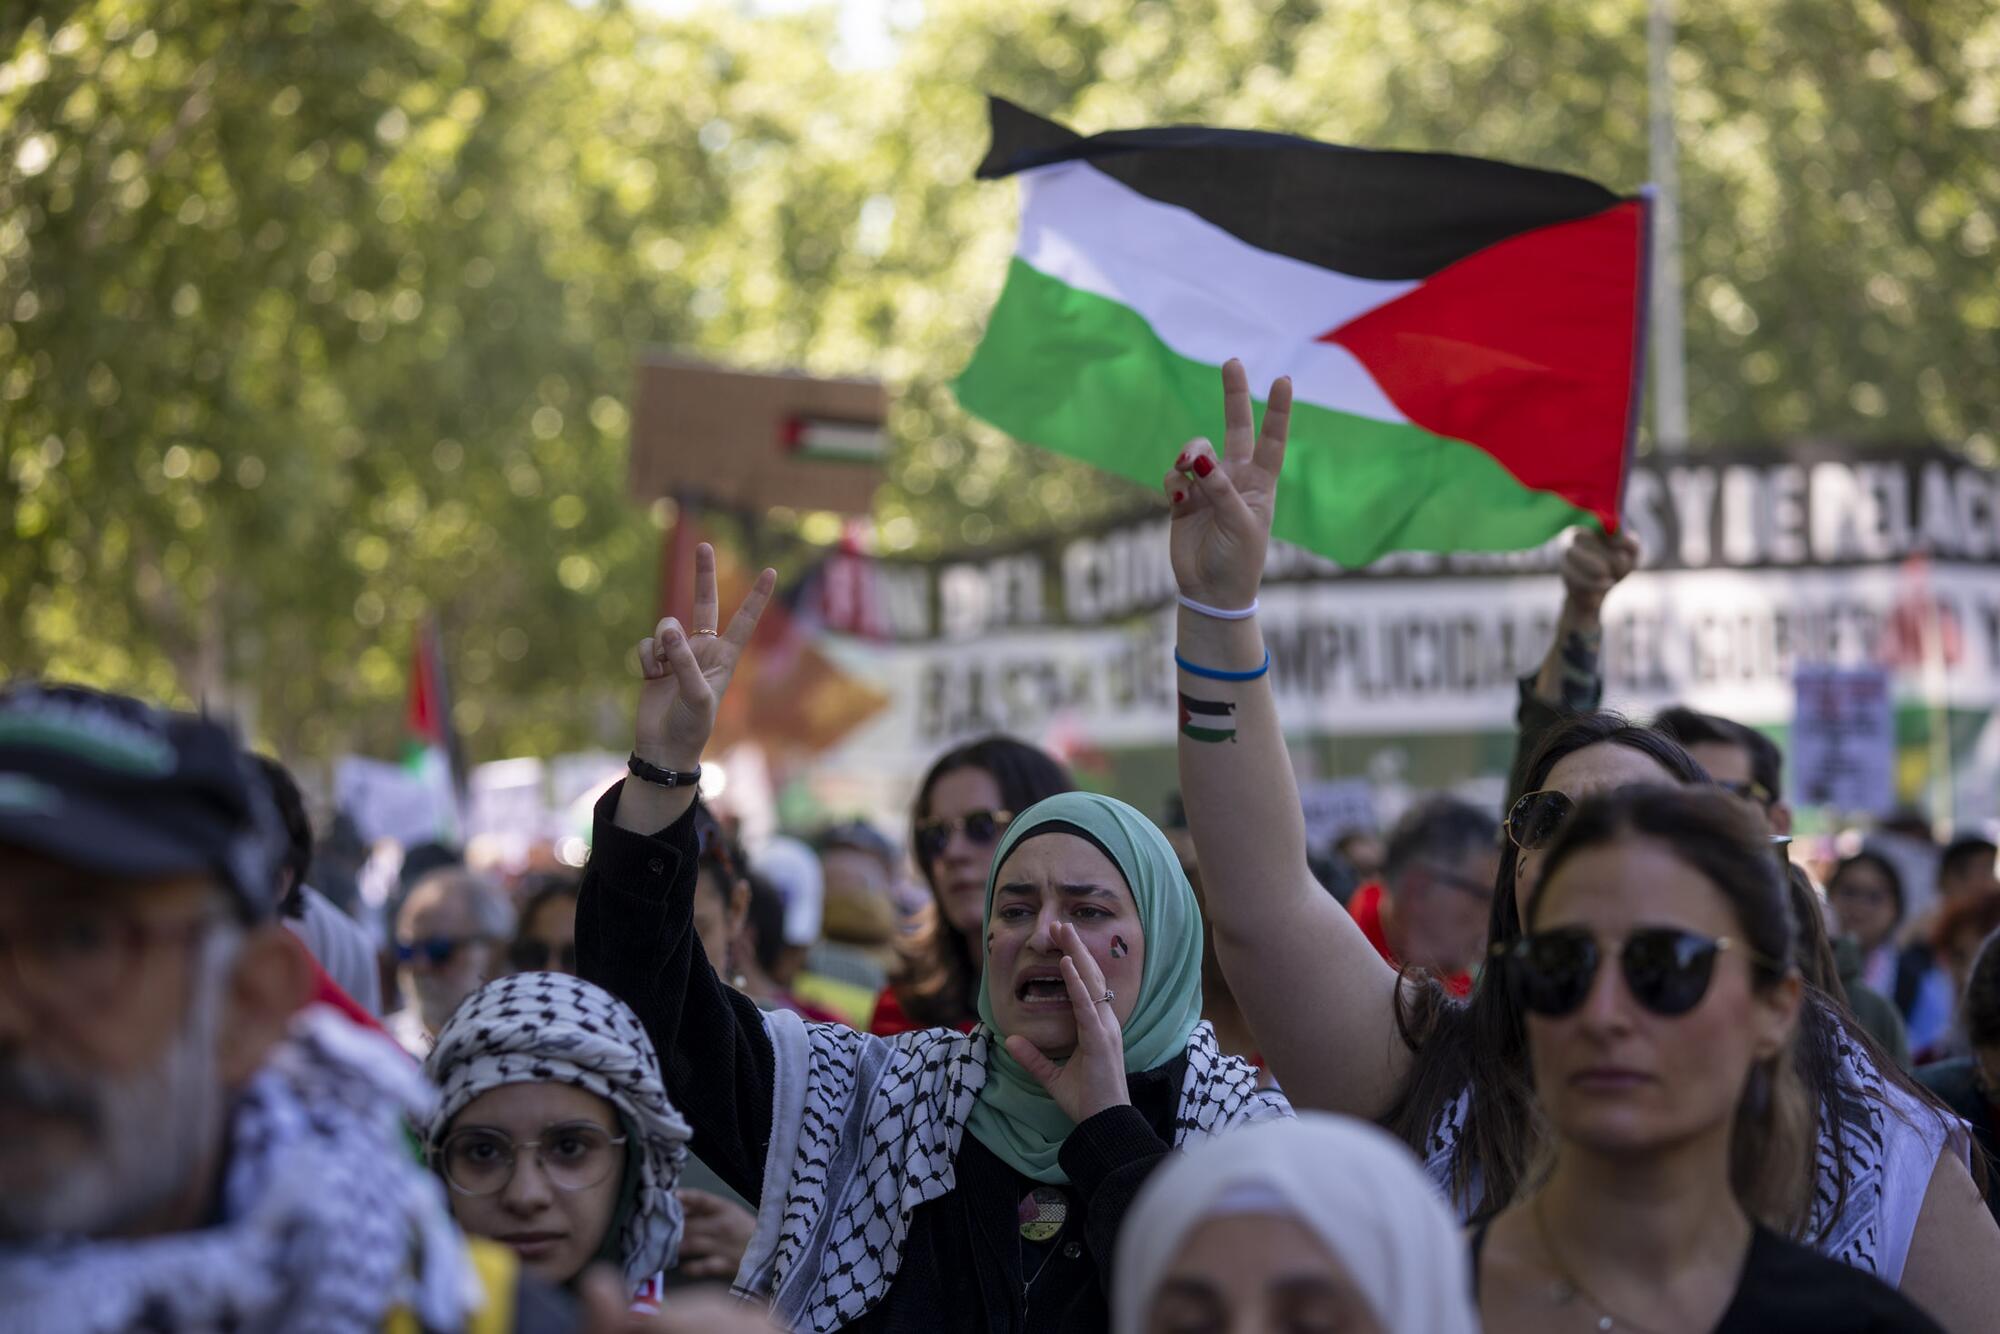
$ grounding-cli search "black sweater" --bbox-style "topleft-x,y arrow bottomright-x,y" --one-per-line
576,787 -> 1179,1332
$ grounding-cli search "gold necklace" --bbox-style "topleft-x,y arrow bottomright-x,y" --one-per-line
1530,1195 -> 1671,1334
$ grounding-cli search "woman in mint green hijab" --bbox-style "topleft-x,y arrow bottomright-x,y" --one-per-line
585,553 -> 1291,1329
968,790 -> 1225,1182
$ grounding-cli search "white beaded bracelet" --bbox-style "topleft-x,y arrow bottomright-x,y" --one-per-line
1177,593 -> 1260,621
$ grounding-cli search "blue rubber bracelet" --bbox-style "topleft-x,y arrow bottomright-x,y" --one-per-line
1174,648 -> 1271,682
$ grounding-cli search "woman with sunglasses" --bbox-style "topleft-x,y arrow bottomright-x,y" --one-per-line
870,735 -> 1076,1035
577,546 -> 1288,1331
509,876 -> 581,976
1478,786 -> 1941,1331
425,971 -> 693,1313
1166,359 -> 1996,1329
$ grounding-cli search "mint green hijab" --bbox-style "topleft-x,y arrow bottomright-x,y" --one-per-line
967,791 -> 1204,1184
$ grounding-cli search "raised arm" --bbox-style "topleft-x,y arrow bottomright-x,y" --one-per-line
1508,527 -> 1639,805
1165,360 -> 1408,1119
576,543 -> 780,1198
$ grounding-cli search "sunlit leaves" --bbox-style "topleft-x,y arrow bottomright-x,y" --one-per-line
2,0 -> 1994,770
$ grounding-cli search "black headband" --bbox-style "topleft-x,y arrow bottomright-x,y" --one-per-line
1003,818 -> 1125,880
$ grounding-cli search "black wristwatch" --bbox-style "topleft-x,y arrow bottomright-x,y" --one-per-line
628,752 -> 702,789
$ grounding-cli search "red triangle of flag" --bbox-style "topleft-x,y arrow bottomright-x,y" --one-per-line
407,624 -> 445,745
1321,200 -> 1646,530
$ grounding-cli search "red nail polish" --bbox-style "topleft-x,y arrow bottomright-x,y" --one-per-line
1172,489 -> 1186,504
1193,455 -> 1214,478
1175,451 -> 1190,470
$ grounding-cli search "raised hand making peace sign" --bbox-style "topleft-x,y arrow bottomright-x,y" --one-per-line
613,542 -> 776,836
1162,358 -> 1293,611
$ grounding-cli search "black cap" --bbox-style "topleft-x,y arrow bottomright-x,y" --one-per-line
0,684 -> 279,919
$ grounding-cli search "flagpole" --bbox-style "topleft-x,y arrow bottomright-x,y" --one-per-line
1648,0 -> 1689,454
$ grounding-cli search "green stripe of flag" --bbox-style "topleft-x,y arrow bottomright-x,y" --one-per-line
956,258 -> 1593,567
1181,724 -> 1237,743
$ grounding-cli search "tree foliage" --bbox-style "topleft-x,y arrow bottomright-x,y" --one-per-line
4,0 -> 1994,764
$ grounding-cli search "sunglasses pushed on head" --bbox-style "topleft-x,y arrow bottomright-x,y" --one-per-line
1508,785 -> 1793,855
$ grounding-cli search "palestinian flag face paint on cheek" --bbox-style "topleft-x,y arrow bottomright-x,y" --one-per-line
1179,693 -> 1237,744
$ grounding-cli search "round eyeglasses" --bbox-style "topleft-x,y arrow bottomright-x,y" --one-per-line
438,1121 -> 628,1197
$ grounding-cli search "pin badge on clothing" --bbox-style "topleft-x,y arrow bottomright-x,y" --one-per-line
1017,1185 -> 1069,1242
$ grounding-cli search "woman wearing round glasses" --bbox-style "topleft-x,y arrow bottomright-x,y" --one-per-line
869,737 -> 1077,1035
1164,359 -> 1995,1329
1475,785 -> 1938,1331
424,971 -> 692,1313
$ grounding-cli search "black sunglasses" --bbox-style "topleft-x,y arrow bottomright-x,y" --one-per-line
1715,778 -> 1774,806
508,939 -> 578,973
1499,926 -> 1777,1018
1505,788 -> 1573,852
395,935 -> 479,966
914,809 -> 1014,863
1507,786 -> 1793,855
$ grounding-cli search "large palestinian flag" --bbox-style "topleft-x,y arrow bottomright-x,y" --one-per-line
954,99 -> 1649,565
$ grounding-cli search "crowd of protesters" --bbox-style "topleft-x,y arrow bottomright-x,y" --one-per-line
4,360 -> 1998,1331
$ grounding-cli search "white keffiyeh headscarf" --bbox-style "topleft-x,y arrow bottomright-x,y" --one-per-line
424,971 -> 693,1288
0,1006 -> 478,1334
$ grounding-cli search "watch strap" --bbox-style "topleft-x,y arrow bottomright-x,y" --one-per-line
628,752 -> 702,789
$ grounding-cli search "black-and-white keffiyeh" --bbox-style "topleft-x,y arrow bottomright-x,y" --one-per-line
734,1011 -> 1291,1333
1419,1019 -> 1963,1281
424,971 -> 693,1288
0,1006 -> 478,1334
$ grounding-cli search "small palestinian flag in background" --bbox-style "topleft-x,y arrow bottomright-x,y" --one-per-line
955,99 -> 1648,566
1178,692 -> 1237,744
405,617 -> 466,843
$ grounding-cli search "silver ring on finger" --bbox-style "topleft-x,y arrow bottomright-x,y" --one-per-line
1096,988 -> 1115,1005
690,628 -> 719,638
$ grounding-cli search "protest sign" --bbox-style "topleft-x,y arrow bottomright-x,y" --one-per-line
1791,666 -> 1896,813
1298,779 -> 1381,846
334,756 -> 460,847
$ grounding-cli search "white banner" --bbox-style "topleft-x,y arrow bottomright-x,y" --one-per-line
820,561 -> 2000,770
334,754 -> 459,847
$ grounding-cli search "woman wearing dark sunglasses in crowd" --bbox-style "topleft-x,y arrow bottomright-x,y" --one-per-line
869,735 -> 1076,1035
1476,786 -> 1939,1332
510,876 -> 581,975
1165,359 -> 1997,1330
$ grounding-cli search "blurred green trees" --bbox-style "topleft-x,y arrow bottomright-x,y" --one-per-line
4,0 -> 1994,762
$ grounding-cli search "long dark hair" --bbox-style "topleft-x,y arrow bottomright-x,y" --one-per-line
1787,863 -> 1846,1004
1384,714 -> 1708,1218
1829,851 -> 1908,927
1964,928 -> 2000,1050
1528,788 -> 1815,1228
1382,712 -> 1953,1237
892,735 -> 1073,1027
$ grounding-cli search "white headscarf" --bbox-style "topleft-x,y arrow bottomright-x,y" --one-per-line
423,972 -> 693,1288
1112,1113 -> 1479,1334
753,835 -> 824,947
